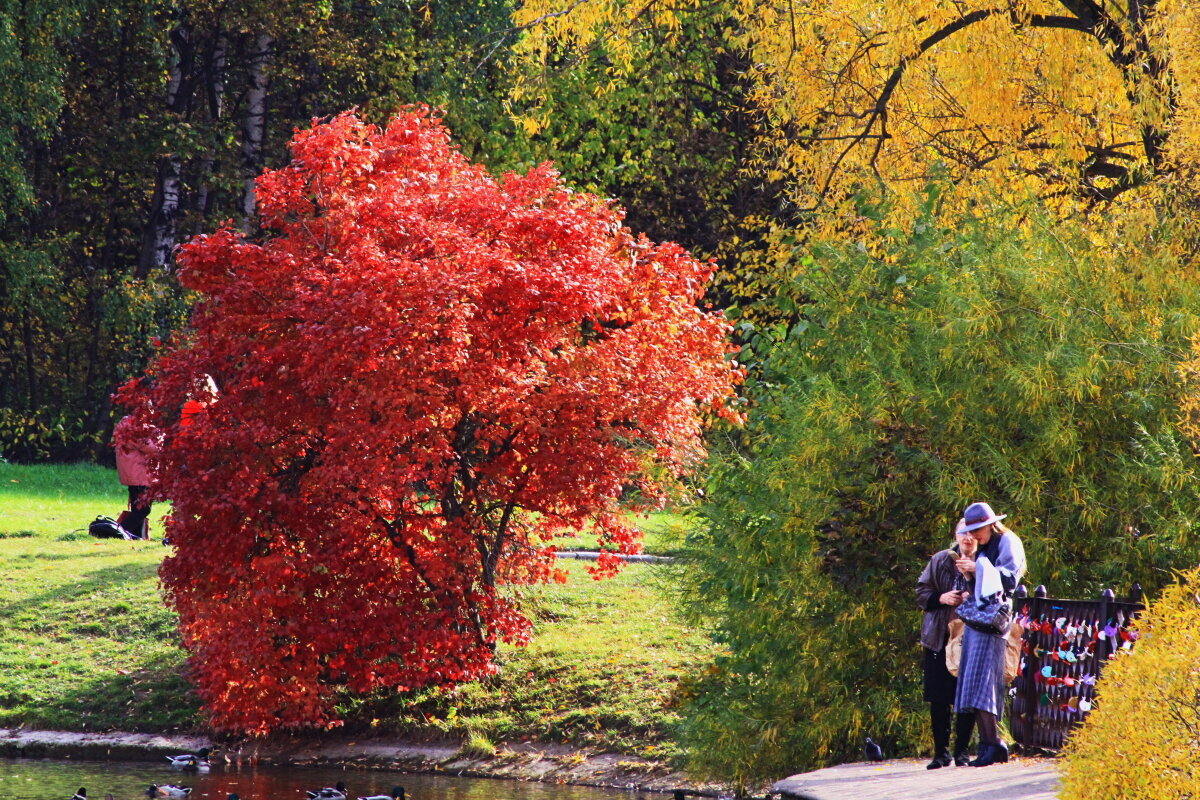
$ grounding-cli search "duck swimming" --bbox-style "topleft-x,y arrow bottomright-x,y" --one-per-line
307,781 -> 347,800
166,747 -> 211,770
356,787 -> 405,800
147,785 -> 192,798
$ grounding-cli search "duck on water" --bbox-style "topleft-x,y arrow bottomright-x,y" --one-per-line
307,781 -> 406,800
165,748 -> 210,771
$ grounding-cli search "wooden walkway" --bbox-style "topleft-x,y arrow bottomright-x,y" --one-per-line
770,758 -> 1059,800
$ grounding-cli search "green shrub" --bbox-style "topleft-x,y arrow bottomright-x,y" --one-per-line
680,200 -> 1200,784
459,729 -> 497,759
0,407 -> 102,462
0,264 -> 190,463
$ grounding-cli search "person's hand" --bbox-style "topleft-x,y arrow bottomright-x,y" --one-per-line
939,591 -> 964,607
956,557 -> 976,576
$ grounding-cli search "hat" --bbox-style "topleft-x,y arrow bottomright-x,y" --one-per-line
962,502 -> 1006,532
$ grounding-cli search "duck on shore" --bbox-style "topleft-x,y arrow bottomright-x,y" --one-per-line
70,789 -> 87,800
147,785 -> 192,798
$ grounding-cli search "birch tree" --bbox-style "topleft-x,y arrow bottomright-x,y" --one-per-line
238,31 -> 272,223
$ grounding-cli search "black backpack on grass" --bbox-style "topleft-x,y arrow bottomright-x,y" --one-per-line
88,515 -> 136,540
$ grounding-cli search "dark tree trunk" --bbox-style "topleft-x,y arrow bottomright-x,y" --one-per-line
194,31 -> 227,228
80,269 -> 113,453
21,307 -> 37,411
137,154 -> 183,278
206,30 -> 227,119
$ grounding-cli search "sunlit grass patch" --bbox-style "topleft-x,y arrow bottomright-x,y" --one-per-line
0,462 -> 706,757
0,461 -> 193,732
548,509 -> 694,557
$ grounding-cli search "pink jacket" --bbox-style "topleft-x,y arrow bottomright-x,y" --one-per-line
114,415 -> 161,486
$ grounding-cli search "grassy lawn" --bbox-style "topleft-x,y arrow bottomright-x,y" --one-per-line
0,462 -> 194,732
0,461 -> 709,758
549,510 -> 693,558
340,558 -> 707,760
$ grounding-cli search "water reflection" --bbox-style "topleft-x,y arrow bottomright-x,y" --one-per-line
0,758 -> 640,800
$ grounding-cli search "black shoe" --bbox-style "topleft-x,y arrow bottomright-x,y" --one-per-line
970,742 -> 1009,767
926,754 -> 952,770
953,751 -> 971,767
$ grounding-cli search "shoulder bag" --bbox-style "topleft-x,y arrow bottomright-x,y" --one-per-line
947,617 -> 1024,684
956,590 -> 1012,636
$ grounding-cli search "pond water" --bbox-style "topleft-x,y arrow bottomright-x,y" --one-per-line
0,758 -> 643,800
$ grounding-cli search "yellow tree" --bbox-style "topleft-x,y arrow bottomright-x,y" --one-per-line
512,0 -> 1200,218
514,1 -> 1200,782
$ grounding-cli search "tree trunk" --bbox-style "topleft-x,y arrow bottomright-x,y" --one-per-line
206,31 -> 228,119
81,306 -> 110,458
137,154 -> 183,278
194,32 -> 227,229
137,24 -> 194,277
21,306 -> 37,412
240,32 -> 273,225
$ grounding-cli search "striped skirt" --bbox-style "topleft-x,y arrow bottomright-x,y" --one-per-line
954,625 -> 1007,717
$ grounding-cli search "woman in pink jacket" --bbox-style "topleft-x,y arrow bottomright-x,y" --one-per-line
113,414 -> 161,539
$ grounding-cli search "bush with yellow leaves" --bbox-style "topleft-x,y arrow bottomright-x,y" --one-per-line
1060,567 -> 1200,799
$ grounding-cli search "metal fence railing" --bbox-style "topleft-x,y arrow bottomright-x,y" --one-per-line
1009,584 -> 1144,752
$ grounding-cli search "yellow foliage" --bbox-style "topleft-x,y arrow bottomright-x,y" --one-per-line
512,0 -> 1199,226
1177,343 -> 1200,445
1060,567 -> 1200,800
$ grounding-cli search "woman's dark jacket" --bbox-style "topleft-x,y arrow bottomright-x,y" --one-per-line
916,546 -> 963,652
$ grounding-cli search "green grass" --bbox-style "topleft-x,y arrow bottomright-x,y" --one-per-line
0,462 -> 709,759
339,558 -> 710,760
548,509 -> 693,557
0,461 -> 195,732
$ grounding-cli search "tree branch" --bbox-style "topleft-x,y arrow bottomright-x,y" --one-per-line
809,9 -> 1001,208
378,513 -> 440,595
806,2 -> 1173,209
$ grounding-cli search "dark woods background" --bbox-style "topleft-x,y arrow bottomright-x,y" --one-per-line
0,0 -> 768,462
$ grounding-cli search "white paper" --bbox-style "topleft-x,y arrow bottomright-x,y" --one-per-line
976,555 -> 1003,599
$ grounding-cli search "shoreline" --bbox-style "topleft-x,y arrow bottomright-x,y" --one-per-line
0,727 -> 723,795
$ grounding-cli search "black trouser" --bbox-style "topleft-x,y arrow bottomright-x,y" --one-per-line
923,646 -> 975,756
930,701 -> 976,757
125,485 -> 151,539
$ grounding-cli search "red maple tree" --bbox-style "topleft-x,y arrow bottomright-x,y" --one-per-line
120,109 -> 741,734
